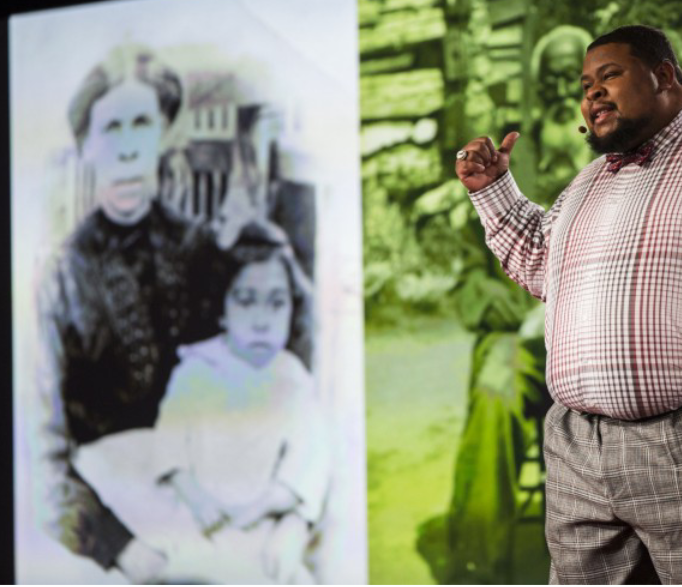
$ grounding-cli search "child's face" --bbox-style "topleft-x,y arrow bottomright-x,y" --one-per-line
224,257 -> 293,368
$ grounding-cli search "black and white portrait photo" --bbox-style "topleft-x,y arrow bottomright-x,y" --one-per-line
11,0 -> 365,583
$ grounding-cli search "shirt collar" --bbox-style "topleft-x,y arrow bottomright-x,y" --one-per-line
603,108 -> 682,163
644,107 -> 682,158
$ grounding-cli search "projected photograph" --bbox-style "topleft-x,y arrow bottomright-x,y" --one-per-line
11,0 -> 364,584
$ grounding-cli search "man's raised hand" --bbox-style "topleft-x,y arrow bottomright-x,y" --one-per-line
455,132 -> 519,193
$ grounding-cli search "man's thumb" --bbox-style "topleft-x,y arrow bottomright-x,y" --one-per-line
498,132 -> 520,155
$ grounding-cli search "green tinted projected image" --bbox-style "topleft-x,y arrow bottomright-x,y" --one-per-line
360,0 -> 682,584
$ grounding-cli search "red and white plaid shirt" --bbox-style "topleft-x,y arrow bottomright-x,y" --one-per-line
470,109 -> 682,420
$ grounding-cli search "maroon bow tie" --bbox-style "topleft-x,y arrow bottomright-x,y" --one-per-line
605,143 -> 654,173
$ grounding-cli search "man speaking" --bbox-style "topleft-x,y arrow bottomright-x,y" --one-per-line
456,25 -> 682,584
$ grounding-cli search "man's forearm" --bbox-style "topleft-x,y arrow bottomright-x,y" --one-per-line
469,172 -> 550,301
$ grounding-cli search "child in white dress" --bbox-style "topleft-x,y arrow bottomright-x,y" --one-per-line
74,222 -> 329,584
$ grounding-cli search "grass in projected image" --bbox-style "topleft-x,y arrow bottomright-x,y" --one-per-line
365,317 -> 550,585
366,318 -> 471,585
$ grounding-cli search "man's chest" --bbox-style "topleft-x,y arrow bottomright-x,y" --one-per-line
549,159 -> 682,295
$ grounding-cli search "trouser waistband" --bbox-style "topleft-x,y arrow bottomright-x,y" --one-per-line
568,404 -> 682,424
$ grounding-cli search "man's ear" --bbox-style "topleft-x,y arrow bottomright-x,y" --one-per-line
654,60 -> 677,92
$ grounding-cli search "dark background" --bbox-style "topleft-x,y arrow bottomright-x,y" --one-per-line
0,1 -> 116,582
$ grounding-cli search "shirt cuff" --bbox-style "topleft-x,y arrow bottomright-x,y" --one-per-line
468,171 -> 522,222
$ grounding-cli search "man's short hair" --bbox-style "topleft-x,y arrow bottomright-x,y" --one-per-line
588,25 -> 682,84
68,44 -> 182,149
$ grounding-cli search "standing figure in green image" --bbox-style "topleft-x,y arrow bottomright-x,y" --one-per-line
443,24 -> 594,585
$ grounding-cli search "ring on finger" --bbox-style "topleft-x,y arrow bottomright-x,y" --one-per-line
456,150 -> 469,161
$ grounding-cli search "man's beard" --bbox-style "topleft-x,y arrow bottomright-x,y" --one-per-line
586,115 -> 653,154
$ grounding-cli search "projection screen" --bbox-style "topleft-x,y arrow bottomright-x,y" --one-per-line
10,0 -> 365,583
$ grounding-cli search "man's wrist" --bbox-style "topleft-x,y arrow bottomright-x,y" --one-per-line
468,171 -> 522,221
467,170 -> 509,196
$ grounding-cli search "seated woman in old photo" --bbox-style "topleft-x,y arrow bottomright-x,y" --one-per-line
74,221 -> 330,584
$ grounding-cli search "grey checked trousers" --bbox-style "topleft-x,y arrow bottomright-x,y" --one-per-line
544,402 -> 682,585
